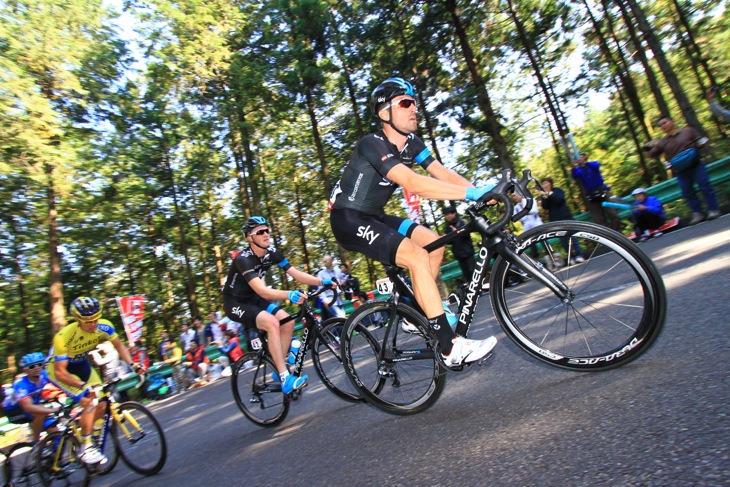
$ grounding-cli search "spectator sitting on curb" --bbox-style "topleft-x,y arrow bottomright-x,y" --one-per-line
631,188 -> 666,242
183,339 -> 209,387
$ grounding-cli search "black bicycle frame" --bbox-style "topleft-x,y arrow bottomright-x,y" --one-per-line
381,200 -> 571,341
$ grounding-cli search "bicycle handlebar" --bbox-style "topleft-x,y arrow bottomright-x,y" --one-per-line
465,169 -> 541,233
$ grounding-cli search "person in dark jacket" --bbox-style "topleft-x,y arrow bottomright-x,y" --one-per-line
443,206 -> 476,281
538,178 -> 585,265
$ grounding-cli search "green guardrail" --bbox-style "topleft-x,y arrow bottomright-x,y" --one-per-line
439,156 -> 730,283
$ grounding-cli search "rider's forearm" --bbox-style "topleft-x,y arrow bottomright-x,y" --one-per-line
288,267 -> 322,287
55,369 -> 85,389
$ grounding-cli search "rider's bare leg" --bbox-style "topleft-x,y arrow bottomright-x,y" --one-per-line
256,312 -> 288,374
395,226 -> 448,320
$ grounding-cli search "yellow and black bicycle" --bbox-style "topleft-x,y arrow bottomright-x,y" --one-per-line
34,377 -> 167,486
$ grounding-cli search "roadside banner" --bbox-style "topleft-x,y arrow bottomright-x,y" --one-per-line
115,295 -> 145,344
403,188 -> 422,224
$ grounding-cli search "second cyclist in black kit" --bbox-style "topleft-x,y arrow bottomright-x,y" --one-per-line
329,77 -> 497,366
223,217 -> 335,394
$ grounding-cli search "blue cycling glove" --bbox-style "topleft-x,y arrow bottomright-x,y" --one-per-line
465,186 -> 492,201
288,290 -> 303,303
321,278 -> 333,286
74,387 -> 92,402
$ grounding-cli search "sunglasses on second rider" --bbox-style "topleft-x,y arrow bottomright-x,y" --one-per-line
251,228 -> 270,236
384,98 -> 417,110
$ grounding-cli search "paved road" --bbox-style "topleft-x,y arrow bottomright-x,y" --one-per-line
97,216 -> 730,487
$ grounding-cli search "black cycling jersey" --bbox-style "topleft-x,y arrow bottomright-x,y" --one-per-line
222,246 -> 292,300
330,130 -> 434,214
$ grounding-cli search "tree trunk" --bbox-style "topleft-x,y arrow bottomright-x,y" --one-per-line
506,0 -> 573,163
443,0 -> 514,169
46,163 -> 65,334
585,0 -> 651,141
609,0 -> 672,118
622,0 -> 706,134
162,154 -> 198,318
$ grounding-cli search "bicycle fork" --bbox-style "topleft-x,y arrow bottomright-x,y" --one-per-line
111,406 -> 145,443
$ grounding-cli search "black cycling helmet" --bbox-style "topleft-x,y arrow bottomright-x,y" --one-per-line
69,296 -> 102,322
241,216 -> 268,236
370,77 -> 416,115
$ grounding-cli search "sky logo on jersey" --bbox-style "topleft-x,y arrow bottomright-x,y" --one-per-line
357,225 -> 380,245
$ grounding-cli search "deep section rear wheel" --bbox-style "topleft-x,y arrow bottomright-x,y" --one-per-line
112,402 -> 167,475
341,301 -> 446,415
311,318 -> 365,403
36,432 -> 90,487
231,352 -> 289,426
491,220 -> 666,370
4,441 -> 36,486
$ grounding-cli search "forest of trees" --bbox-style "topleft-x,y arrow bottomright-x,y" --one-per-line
1,0 -> 728,370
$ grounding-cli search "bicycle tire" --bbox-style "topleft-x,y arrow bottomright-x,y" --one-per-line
4,441 -> 36,486
341,301 -> 447,415
311,317 -> 378,403
231,352 -> 289,427
112,402 -> 167,475
36,431 -> 90,487
491,220 -> 666,371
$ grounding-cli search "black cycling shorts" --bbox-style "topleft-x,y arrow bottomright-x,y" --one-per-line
329,209 -> 418,266
223,294 -> 285,330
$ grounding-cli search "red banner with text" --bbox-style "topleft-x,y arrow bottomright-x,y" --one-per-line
403,188 -> 422,224
115,295 -> 145,344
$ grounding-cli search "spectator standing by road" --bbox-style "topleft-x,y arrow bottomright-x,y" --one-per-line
508,191 -> 544,259
538,178 -> 586,266
339,264 -> 360,301
630,188 -> 666,241
205,311 -> 225,346
707,87 -> 730,123
317,254 -> 346,319
643,115 -> 720,225
442,206 -> 476,283
570,152 -> 622,231
179,321 -> 196,353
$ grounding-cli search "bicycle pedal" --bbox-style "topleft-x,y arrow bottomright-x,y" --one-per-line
477,352 -> 494,366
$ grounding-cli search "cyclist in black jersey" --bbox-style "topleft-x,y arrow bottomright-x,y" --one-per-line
222,216 -> 336,394
329,77 -> 497,367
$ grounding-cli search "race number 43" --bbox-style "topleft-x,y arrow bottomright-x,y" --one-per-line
376,278 -> 394,295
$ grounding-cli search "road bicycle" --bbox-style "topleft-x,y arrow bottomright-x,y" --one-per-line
340,169 -> 667,415
35,377 -> 167,486
230,286 -> 379,426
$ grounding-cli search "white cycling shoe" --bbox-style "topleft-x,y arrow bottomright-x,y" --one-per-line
79,446 -> 108,465
442,336 -> 497,367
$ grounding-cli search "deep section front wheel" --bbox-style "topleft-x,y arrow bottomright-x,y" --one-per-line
491,220 -> 666,370
231,352 -> 289,426
341,301 -> 446,415
112,402 -> 167,475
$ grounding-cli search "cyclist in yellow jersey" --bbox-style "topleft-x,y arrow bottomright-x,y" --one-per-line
48,296 -> 141,465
